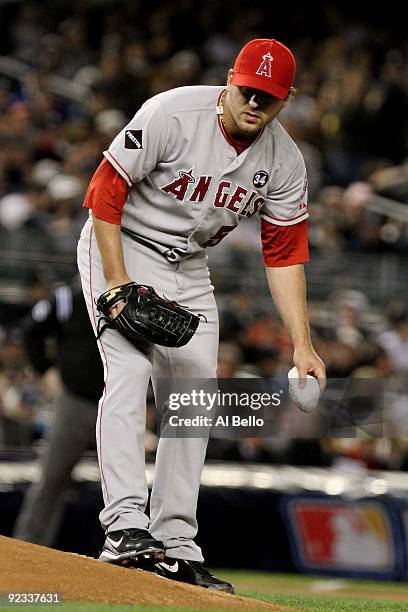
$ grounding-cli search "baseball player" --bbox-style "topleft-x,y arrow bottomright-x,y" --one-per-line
77,38 -> 325,593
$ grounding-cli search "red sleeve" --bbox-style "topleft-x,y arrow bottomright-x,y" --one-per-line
83,158 -> 129,224
261,219 -> 309,267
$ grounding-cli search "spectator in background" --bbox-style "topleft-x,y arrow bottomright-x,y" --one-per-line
0,182 -> 53,254
13,279 -> 103,546
217,342 -> 244,378
0,332 -> 39,447
377,304 -> 408,373
46,174 -> 86,254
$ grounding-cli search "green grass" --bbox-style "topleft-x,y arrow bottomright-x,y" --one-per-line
244,591 -> 408,611
3,570 -> 408,612
220,569 -> 408,611
0,606 -> 226,612
219,569 -> 408,593
2,599 -> 408,612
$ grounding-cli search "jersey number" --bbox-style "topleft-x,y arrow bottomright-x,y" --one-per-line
202,225 -> 235,247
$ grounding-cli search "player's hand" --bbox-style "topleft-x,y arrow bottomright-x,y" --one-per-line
105,276 -> 133,319
293,344 -> 326,392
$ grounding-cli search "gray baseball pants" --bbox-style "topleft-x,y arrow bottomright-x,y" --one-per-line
77,217 -> 218,562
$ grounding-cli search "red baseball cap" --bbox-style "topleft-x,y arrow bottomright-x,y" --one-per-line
232,38 -> 296,100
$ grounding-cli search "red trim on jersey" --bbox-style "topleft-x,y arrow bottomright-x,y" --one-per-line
216,89 -> 264,156
262,218 -> 309,267
104,150 -> 133,185
83,158 -> 129,225
262,209 -> 308,223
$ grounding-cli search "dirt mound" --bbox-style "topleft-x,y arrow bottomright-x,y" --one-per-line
0,536 -> 292,610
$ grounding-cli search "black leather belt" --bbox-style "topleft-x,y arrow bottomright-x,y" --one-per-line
121,227 -> 166,256
121,227 -> 187,263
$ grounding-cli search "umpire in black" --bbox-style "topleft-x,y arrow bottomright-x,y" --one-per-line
13,278 -> 103,546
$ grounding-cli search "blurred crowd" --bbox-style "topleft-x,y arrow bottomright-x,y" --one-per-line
0,1 -> 408,471
1,282 -> 408,471
0,1 -> 407,258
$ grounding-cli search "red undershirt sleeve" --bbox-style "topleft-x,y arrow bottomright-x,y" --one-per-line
83,158 -> 129,225
261,218 -> 309,267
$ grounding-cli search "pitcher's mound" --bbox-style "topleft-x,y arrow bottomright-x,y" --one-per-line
0,536 -> 292,610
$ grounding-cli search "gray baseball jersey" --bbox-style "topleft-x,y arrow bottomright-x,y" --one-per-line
77,83 -> 309,561
104,85 -> 308,261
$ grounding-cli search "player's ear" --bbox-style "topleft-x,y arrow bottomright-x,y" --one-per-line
284,86 -> 296,106
227,69 -> 234,86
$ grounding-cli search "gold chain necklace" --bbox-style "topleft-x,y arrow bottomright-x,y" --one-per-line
216,90 -> 227,122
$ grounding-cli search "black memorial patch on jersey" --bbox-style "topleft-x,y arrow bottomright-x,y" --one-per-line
125,129 -> 143,149
253,170 -> 268,188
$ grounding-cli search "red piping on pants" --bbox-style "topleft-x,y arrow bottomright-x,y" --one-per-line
88,224 -> 111,503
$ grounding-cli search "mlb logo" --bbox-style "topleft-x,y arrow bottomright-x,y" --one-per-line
283,497 -> 396,575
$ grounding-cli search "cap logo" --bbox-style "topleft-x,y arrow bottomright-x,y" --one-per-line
256,52 -> 273,78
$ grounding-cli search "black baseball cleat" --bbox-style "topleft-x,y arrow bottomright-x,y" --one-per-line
99,528 -> 165,568
155,557 -> 235,594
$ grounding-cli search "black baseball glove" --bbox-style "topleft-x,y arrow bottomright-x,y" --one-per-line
95,282 -> 202,348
